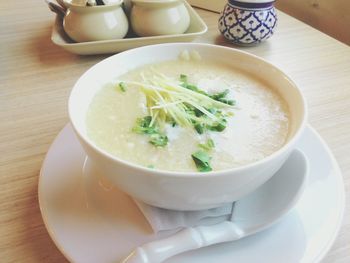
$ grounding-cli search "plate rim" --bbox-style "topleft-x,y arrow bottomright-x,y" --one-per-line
304,126 -> 345,263
38,124 -> 346,263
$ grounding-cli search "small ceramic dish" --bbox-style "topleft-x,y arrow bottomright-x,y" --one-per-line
218,0 -> 277,46
63,0 -> 129,42
51,1 -> 207,55
130,0 -> 190,37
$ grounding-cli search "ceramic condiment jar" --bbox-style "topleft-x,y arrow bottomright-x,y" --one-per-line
218,0 -> 277,45
130,0 -> 190,37
63,0 -> 129,42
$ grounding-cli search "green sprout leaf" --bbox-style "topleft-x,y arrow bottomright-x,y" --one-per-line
180,74 -> 188,83
132,116 -> 158,134
210,89 -> 229,100
133,116 -> 168,147
194,123 -> 205,134
210,89 -> 236,105
118,82 -> 127,92
149,133 -> 168,147
180,74 -> 209,96
192,150 -> 212,172
207,119 -> 227,132
217,98 -> 235,106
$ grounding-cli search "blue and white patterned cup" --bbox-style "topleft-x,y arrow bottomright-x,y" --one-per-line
218,0 -> 277,45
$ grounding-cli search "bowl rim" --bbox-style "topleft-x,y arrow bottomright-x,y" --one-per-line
68,42 -> 308,178
131,0 -> 181,5
63,0 -> 123,10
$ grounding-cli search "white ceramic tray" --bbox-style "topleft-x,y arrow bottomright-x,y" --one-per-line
51,1 -> 208,55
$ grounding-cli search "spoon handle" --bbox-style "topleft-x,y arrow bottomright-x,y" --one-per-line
45,0 -> 66,18
121,221 -> 245,263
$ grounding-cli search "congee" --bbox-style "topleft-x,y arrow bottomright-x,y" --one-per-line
86,55 -> 290,172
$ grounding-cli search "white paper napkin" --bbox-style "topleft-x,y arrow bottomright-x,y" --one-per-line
134,200 -> 235,233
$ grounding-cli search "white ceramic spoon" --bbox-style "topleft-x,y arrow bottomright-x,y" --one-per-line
121,149 -> 308,263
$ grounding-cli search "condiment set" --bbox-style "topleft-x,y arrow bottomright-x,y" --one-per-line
46,0 -> 191,42
46,0 -> 278,45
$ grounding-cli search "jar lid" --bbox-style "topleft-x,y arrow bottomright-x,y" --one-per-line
228,0 -> 275,8
232,0 -> 275,3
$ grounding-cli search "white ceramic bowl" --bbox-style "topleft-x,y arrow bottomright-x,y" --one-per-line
68,43 -> 307,210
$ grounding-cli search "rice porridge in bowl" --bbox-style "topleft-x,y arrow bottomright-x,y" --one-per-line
69,43 -> 306,210
86,57 -> 290,172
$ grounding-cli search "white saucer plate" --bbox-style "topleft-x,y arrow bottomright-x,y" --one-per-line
38,124 -> 345,263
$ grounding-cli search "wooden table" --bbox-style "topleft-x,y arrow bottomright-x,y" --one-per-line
1,2 -> 349,262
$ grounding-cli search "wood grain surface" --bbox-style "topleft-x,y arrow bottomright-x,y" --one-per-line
276,0 -> 350,45
0,2 -> 349,262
